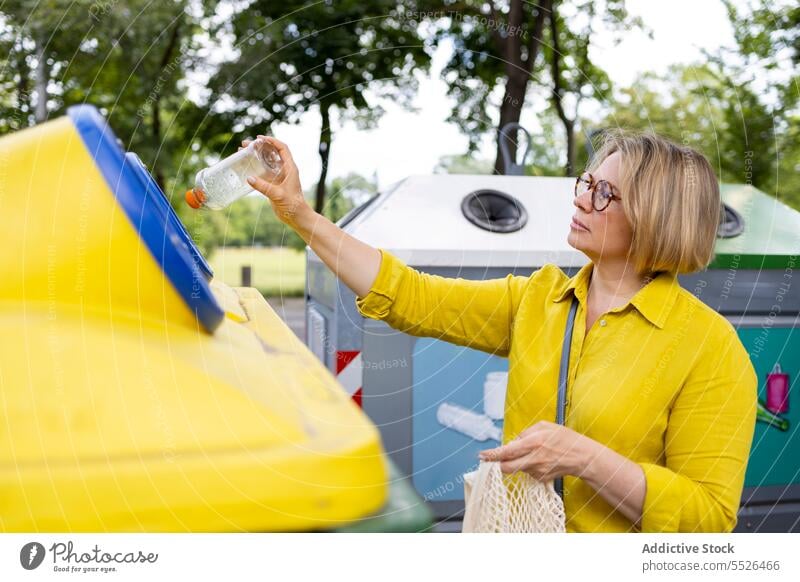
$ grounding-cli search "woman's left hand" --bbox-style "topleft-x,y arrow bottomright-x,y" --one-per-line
479,420 -> 599,481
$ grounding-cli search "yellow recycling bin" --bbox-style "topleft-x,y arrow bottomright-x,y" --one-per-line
0,105 -> 388,532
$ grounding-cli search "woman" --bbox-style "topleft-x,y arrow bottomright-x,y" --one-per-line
245,130 -> 757,533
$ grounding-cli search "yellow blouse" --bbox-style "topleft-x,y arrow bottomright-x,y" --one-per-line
355,248 -> 758,533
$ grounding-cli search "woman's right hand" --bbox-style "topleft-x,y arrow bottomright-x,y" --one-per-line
243,136 -> 312,229
241,135 -> 381,300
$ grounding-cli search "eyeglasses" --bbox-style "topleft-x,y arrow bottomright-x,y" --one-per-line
574,171 -> 622,212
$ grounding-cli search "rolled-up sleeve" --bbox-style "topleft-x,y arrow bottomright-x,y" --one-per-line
354,248 -> 408,320
637,330 -> 757,532
354,248 -> 538,357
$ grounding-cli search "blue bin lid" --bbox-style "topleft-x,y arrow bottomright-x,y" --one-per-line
67,104 -> 224,333
123,152 -> 214,281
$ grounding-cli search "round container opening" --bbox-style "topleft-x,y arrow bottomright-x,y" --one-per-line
718,202 -> 744,238
461,189 -> 528,233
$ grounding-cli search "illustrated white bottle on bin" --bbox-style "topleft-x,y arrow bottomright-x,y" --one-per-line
483,371 -> 508,420
436,402 -> 502,442
185,137 -> 283,210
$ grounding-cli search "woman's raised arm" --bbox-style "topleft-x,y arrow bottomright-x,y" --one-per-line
245,136 -> 381,298
247,136 -> 535,356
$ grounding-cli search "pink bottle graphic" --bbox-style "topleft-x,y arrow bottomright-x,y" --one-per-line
765,363 -> 789,415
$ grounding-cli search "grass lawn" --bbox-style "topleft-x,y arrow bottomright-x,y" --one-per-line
208,246 -> 306,297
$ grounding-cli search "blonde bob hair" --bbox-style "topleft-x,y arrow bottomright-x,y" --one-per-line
587,129 -> 721,276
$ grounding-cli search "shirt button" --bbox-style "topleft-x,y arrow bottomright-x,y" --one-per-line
599,319 -> 607,327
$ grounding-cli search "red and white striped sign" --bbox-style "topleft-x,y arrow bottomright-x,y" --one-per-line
336,350 -> 363,407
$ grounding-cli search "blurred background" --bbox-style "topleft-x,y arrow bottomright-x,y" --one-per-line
1,0 -> 797,302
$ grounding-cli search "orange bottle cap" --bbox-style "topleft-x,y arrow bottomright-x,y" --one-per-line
185,188 -> 206,209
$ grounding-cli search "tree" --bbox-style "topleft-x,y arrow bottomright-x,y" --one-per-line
327,172 -> 377,215
202,0 -> 431,214
0,0 -> 203,193
591,63 -> 800,209
424,0 -> 637,174
593,65 -> 727,161
543,0 -> 612,175
722,0 -> 799,83
0,0 -> 94,129
62,0 -> 199,191
717,0 -> 800,206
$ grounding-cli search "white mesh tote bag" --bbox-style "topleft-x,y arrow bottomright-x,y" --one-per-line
462,462 -> 565,532
461,296 -> 578,533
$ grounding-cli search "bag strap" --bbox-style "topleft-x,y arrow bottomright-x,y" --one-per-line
554,295 -> 579,500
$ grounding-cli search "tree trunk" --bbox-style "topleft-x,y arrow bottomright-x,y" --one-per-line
34,40 -> 48,123
493,0 -> 551,174
314,102 -> 332,215
151,101 -> 165,188
16,52 -> 31,127
564,120 -> 575,176
548,3 -> 576,176
151,20 -> 183,191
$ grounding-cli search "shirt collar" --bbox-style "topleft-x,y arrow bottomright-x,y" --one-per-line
552,262 -> 680,329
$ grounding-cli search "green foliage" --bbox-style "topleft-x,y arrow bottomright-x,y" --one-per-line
181,195 -> 307,254
541,1 -> 616,174
423,0 -> 636,155
207,246 -> 306,297
328,172 -> 379,210
2,0 -> 797,252
0,1 -> 199,187
0,1 -> 98,130
588,63 -> 800,210
717,0 -> 800,206
197,0 -> 432,209
180,172 -> 370,255
205,0 -> 431,138
523,112 -> 571,176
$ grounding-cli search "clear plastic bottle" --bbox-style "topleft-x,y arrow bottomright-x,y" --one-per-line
185,137 -> 283,210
